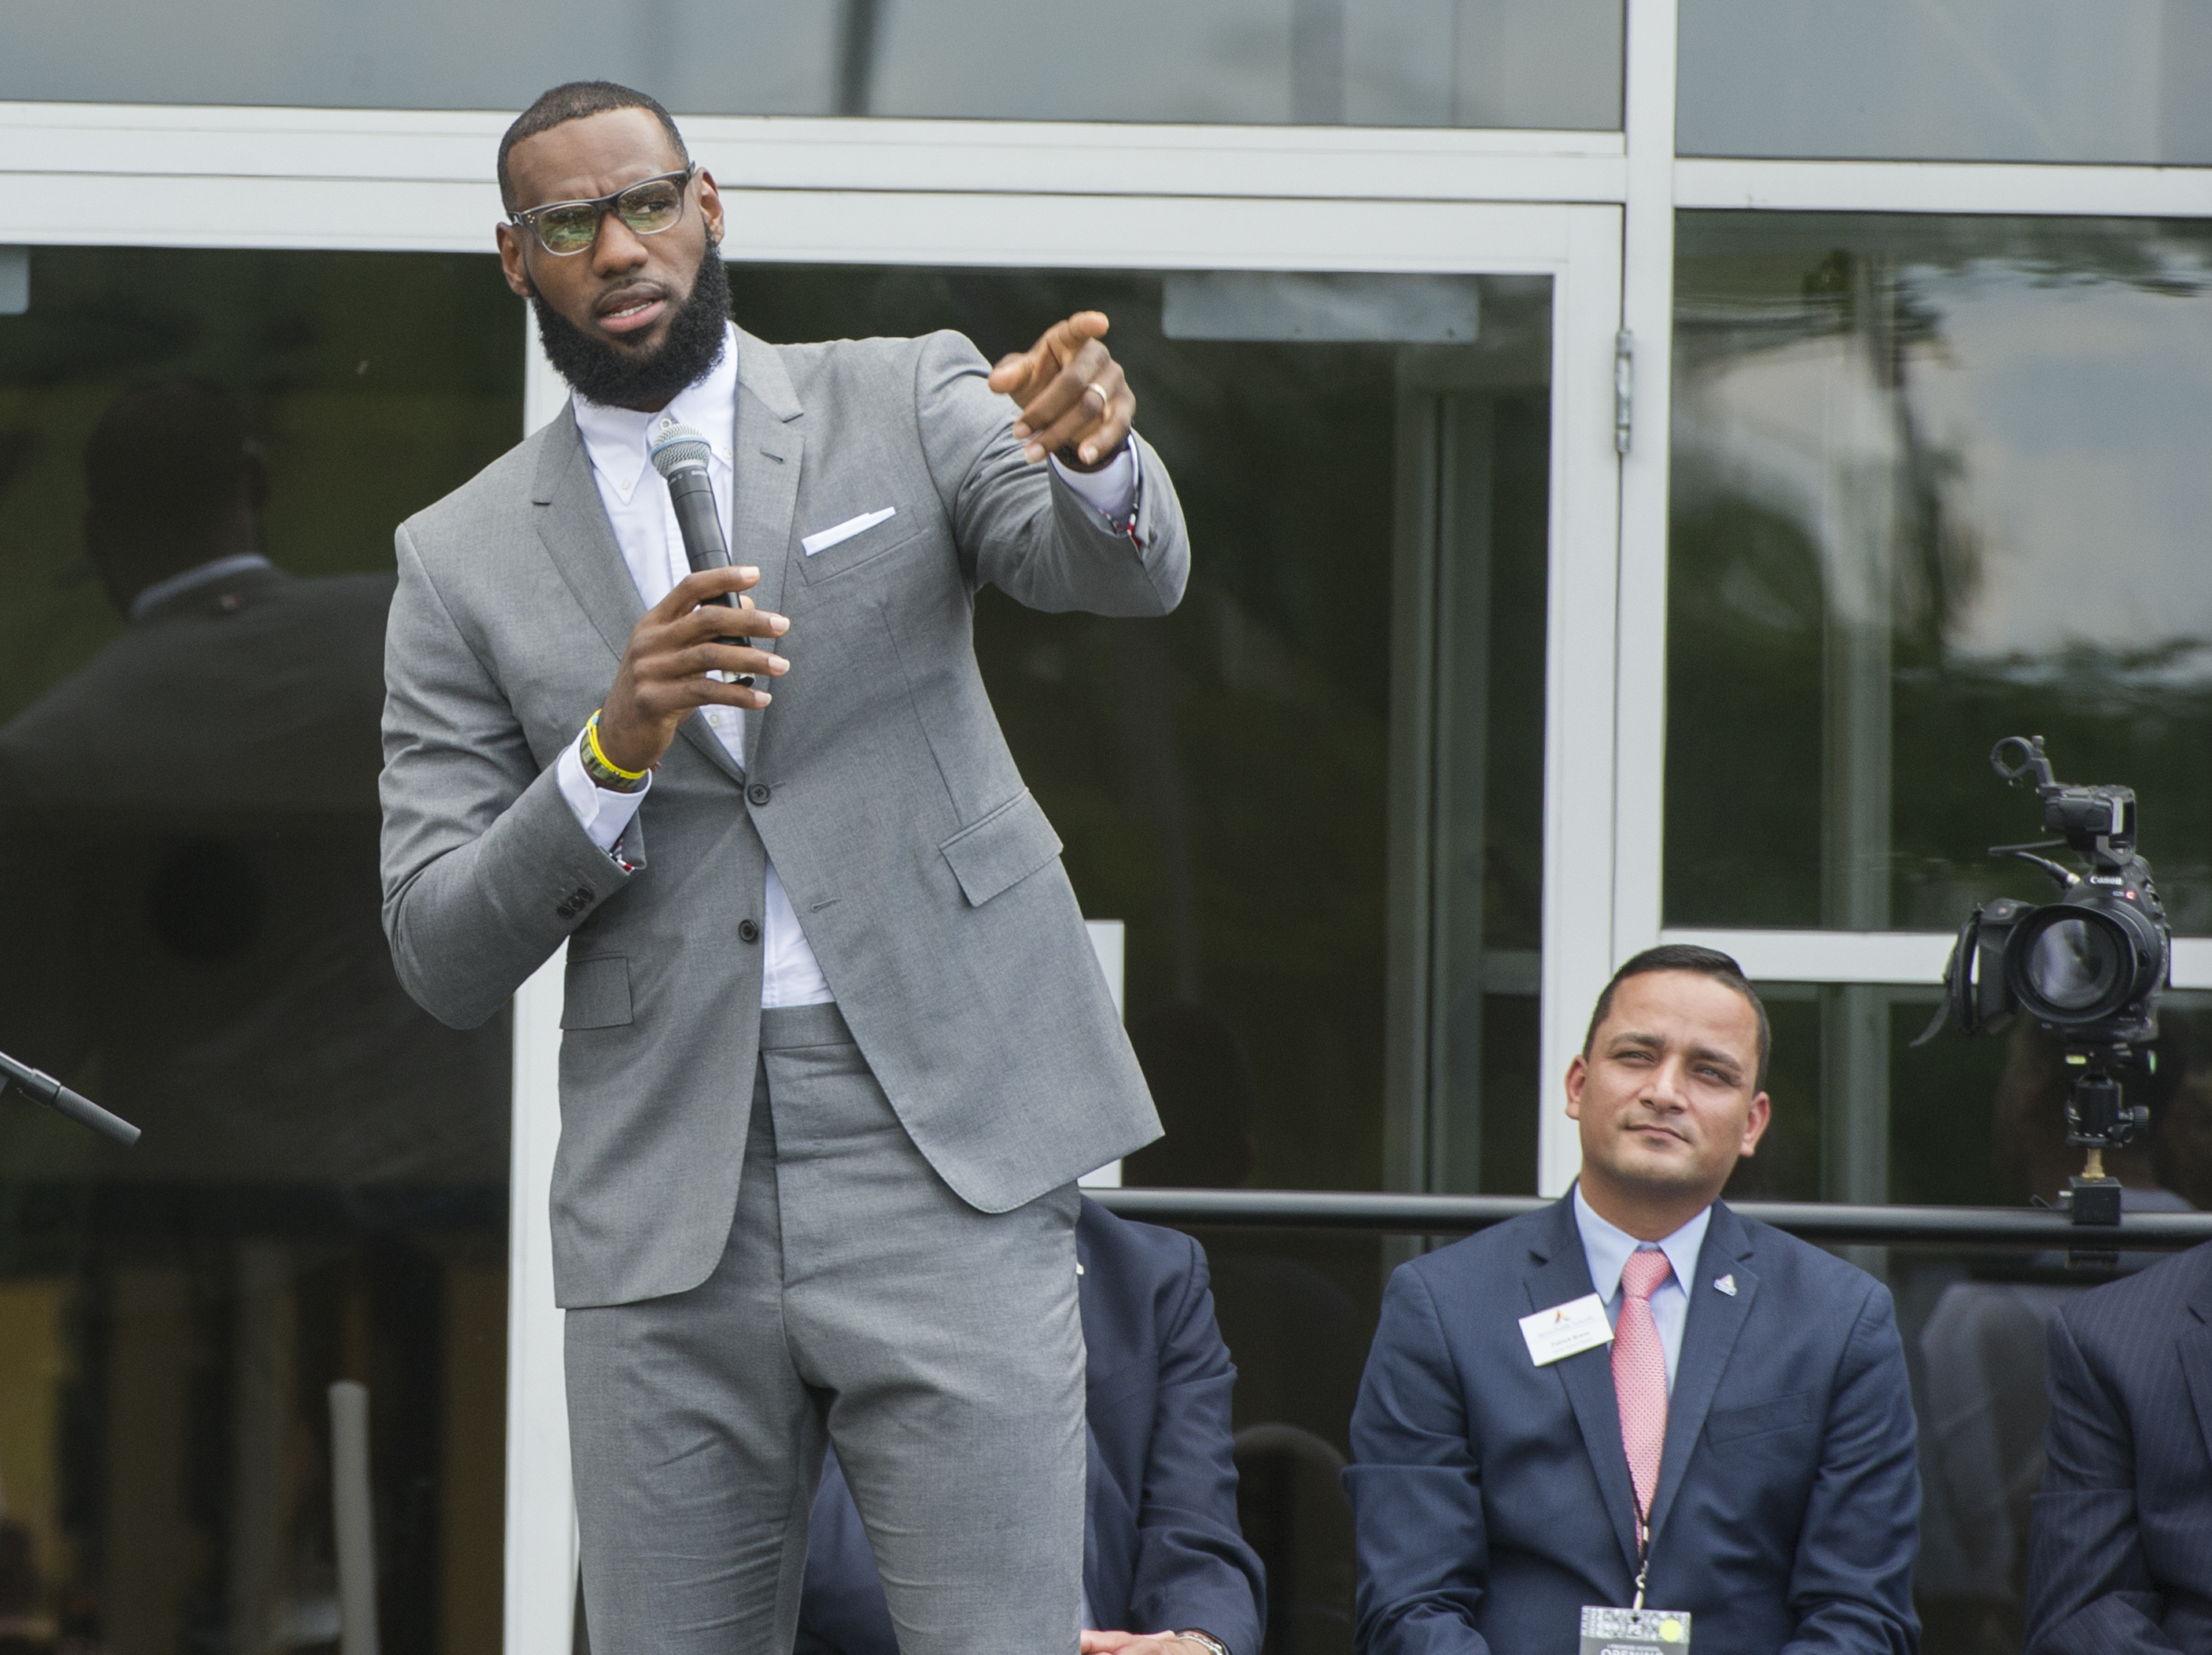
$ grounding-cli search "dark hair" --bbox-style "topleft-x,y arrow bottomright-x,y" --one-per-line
1582,944 -> 1771,1090
84,379 -> 255,546
498,81 -> 689,209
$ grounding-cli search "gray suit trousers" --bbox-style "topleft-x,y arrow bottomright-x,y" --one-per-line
566,1005 -> 1088,1655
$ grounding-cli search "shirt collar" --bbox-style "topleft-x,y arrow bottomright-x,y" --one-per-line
1573,1182 -> 1712,1304
128,552 -> 275,623
571,322 -> 740,502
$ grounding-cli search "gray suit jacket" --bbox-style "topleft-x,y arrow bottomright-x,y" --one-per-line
379,325 -> 1187,1307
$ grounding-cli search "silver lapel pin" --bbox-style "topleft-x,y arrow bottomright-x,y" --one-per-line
1714,1274 -> 1738,1297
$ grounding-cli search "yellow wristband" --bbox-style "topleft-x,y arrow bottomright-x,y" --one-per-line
584,710 -> 649,783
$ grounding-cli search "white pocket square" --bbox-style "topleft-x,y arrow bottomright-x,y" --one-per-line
801,507 -> 897,556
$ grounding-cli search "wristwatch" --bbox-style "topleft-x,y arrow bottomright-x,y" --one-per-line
1174,1632 -> 1230,1655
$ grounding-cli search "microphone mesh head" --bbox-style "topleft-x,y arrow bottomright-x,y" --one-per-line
649,419 -> 712,479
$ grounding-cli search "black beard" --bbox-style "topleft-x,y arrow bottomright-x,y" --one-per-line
530,242 -> 732,410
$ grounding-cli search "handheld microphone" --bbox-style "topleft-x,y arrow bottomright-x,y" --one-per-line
649,418 -> 755,687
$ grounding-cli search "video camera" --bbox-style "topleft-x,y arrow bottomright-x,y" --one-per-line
1918,736 -> 2171,1223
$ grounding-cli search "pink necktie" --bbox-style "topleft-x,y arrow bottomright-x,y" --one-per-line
1613,1248 -> 1674,1528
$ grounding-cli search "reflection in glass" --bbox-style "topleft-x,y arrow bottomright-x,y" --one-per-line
1725,985 -> 2212,1209
726,265 -> 1551,1199
1880,1227 -> 2202,1655
1670,215 -> 2212,936
1679,0 -> 2212,164
0,249 -> 519,1655
4,0 -> 1621,130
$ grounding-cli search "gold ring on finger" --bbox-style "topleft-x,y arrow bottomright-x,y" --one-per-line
1083,381 -> 1109,414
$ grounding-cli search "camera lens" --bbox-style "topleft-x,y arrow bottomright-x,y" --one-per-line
2021,917 -> 2123,1013
2005,901 -> 2162,1030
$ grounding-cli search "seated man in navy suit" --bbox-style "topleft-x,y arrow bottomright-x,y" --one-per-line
1348,945 -> 1920,1655
2025,1238 -> 2212,1652
797,1195 -> 1266,1655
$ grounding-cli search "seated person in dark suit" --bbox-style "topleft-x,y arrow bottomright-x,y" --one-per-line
1348,945 -> 1920,1655
2025,1239 -> 2212,1653
0,380 -> 506,1186
796,1195 -> 1265,1655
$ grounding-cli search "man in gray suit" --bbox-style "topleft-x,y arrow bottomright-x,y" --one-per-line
378,81 -> 1187,1655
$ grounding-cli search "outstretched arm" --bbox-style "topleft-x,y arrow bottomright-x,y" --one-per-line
915,325 -> 1189,619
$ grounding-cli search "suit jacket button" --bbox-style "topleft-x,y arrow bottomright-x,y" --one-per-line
747,783 -> 771,806
739,919 -> 761,944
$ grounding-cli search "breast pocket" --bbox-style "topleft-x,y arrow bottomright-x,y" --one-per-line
1705,1389 -> 1815,1447
560,953 -> 633,1030
796,504 -> 927,585
939,789 -> 1063,906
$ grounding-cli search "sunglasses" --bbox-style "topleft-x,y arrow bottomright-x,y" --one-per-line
508,167 -> 697,257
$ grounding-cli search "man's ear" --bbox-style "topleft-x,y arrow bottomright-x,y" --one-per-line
697,167 -> 725,246
240,445 -> 270,514
1564,1052 -> 1589,1121
1738,1092 -> 1773,1157
495,223 -> 535,299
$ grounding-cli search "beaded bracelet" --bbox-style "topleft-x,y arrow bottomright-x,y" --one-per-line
580,709 -> 648,793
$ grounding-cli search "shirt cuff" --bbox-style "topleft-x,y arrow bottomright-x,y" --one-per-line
556,733 -> 650,854
1049,440 -> 1138,527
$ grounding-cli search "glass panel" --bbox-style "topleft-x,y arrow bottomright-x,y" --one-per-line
720,265 -> 1551,1195
1882,1238 -> 2194,1654
4,0 -> 1621,129
1668,214 -> 2212,936
0,248 -> 519,1655
1678,0 -> 2212,163
1724,985 -> 2212,1210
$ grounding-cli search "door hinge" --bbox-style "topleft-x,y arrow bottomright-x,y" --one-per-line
1614,330 -> 1633,456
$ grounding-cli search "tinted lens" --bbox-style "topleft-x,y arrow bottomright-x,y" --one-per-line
2023,916 -> 2123,1013
616,179 -> 685,234
534,205 -> 601,254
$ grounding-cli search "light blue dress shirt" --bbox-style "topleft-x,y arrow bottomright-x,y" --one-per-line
1572,1184 -> 1713,1392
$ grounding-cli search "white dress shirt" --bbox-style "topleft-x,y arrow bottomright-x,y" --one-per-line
1573,1183 -> 1713,1392
553,323 -> 1138,1008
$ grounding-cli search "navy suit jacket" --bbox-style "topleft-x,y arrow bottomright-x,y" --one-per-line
796,1197 -> 1266,1655
2025,1241 -> 2212,1653
1347,1193 -> 1919,1655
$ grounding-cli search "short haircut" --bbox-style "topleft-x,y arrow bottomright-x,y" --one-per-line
498,81 -> 689,209
1582,944 -> 1771,1090
84,379 -> 253,546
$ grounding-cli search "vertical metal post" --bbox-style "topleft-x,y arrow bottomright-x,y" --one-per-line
329,1381 -> 380,1655
1819,254 -> 1899,1212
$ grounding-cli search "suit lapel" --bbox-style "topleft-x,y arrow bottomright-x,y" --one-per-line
729,329 -> 804,773
1526,1198 -> 1642,1579
533,400 -> 749,788
2179,1259 -> 2212,1471
1645,1203 -> 1757,1542
532,405 -> 645,665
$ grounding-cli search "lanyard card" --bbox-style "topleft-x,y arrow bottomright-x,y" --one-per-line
1579,1606 -> 1690,1654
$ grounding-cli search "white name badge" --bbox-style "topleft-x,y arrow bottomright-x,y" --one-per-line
1518,1293 -> 1614,1367
1580,1605 -> 1690,1654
